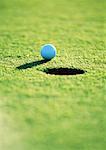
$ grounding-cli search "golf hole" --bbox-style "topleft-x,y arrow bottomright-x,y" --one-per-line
43,68 -> 86,75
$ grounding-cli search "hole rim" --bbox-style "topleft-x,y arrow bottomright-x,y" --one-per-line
43,67 -> 86,76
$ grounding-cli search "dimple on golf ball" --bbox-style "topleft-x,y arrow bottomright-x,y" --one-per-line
40,44 -> 57,60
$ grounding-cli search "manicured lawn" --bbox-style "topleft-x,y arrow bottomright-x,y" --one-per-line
0,0 -> 105,150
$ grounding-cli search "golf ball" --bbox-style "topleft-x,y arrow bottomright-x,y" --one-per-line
40,44 -> 56,60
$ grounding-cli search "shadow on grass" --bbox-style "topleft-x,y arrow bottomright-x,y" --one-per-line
16,60 -> 86,76
16,59 -> 50,70
43,68 -> 86,75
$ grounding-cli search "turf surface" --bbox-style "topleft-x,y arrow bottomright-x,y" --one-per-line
0,0 -> 106,150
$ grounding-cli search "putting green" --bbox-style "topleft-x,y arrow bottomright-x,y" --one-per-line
0,0 -> 105,150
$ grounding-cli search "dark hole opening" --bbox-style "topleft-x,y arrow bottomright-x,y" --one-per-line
43,68 -> 86,75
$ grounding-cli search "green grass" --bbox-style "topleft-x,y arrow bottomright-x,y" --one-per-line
0,0 -> 106,150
